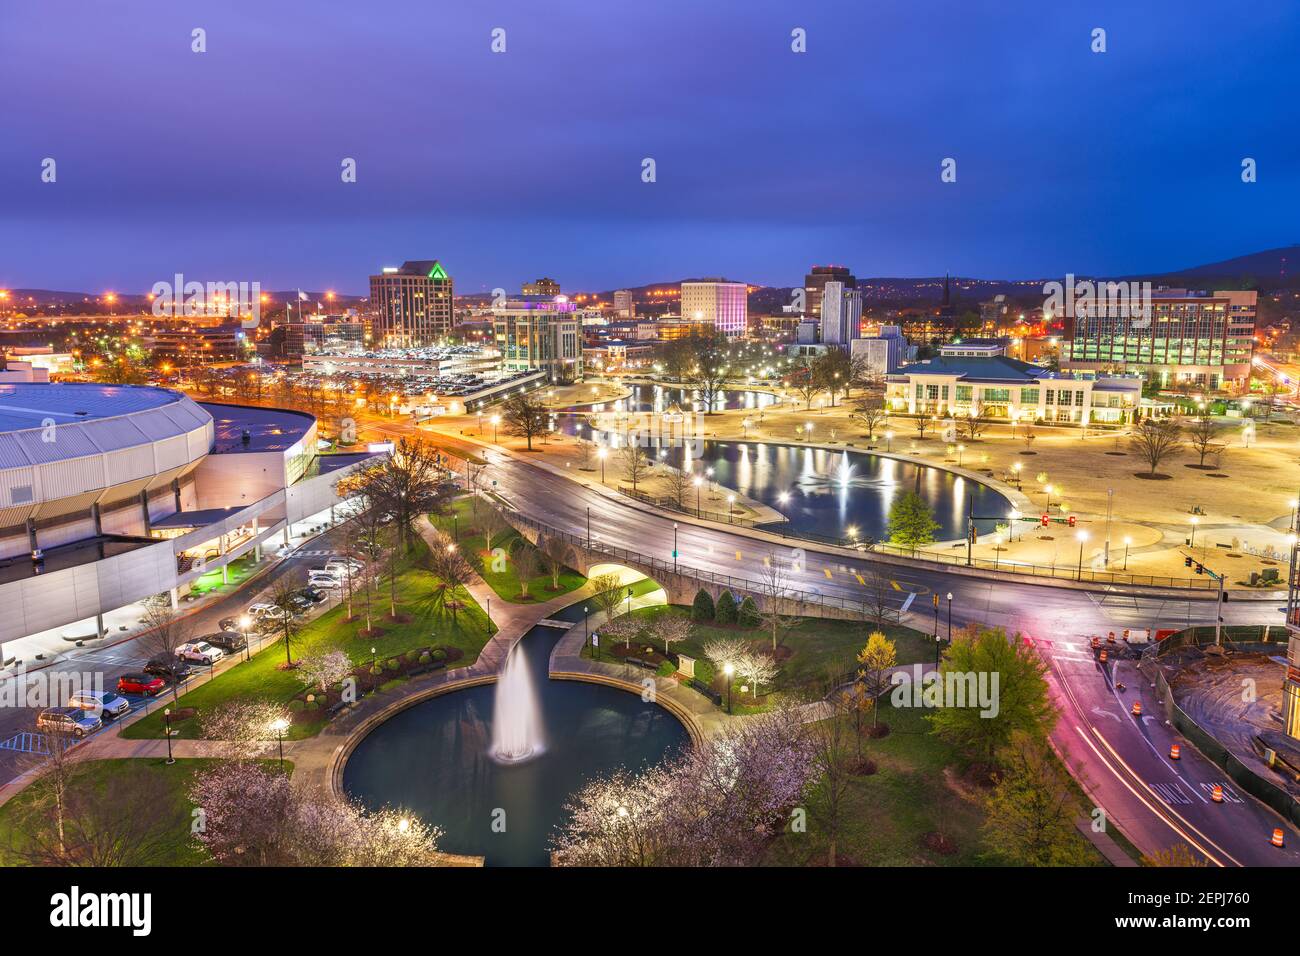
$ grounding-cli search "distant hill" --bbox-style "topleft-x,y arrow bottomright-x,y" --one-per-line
1129,244 -> 1300,290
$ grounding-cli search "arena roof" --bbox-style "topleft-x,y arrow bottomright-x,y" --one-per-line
0,383 -> 182,432
201,403 -> 315,453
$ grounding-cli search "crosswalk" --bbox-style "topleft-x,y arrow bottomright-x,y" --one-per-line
0,731 -> 81,756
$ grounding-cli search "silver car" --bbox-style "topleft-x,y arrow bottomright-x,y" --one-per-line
68,690 -> 132,720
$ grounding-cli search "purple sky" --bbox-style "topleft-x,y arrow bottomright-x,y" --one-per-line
2,0 -> 1297,294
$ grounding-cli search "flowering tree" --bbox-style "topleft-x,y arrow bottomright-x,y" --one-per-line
201,699 -> 292,761
551,766 -> 674,866
190,761 -> 296,865
737,652 -> 778,701
296,650 -> 353,695
651,613 -> 693,656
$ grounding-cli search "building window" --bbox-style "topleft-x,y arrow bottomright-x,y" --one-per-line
955,385 -> 972,402
1020,388 -> 1039,404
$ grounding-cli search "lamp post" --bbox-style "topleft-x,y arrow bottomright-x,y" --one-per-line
957,444 -> 965,468
673,522 -> 678,571
931,593 -> 940,655
1044,483 -> 1053,511
1122,535 -> 1132,571
693,476 -> 703,516
163,708 -> 175,764
885,430 -> 893,453
586,506 -> 591,548
1076,530 -> 1089,581
742,418 -> 751,438
597,446 -> 607,483
584,605 -> 591,658
1189,515 -> 1199,551
490,414 -> 501,444
1012,461 -> 1022,488
946,591 -> 953,642
723,663 -> 735,714
726,494 -> 735,522
271,718 -> 288,772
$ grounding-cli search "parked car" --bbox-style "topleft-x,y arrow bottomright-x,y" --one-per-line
176,641 -> 224,664
37,707 -> 102,738
117,672 -> 166,696
202,630 -> 247,653
295,586 -> 327,604
247,603 -> 288,621
325,558 -> 363,576
68,690 -> 131,720
144,656 -> 196,680
307,571 -> 342,589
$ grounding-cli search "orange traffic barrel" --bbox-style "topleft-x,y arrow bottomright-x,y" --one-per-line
1272,828 -> 1285,848
1131,701 -> 1143,717
1099,649 -> 1108,663
1091,636 -> 1100,648
1108,632 -> 1116,643
1211,784 -> 1224,803
1170,743 -> 1181,760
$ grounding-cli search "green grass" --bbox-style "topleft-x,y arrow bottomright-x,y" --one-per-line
582,603 -> 931,700
186,554 -> 259,597
122,540 -> 493,741
431,497 -> 586,603
0,758 -> 288,867
761,703 -> 1105,867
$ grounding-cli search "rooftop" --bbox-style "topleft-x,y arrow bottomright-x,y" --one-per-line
201,402 -> 315,454
0,382 -> 181,432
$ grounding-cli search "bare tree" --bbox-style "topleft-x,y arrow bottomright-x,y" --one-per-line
858,568 -> 895,630
789,357 -> 820,409
511,540 -> 541,599
428,532 -> 474,627
589,572 -> 627,624
500,392 -> 552,450
849,396 -> 889,441
959,404 -> 993,441
1130,418 -> 1183,476
756,554 -> 799,652
539,534 -> 570,591
1188,411 -> 1218,468
337,437 -> 449,550
1021,421 -> 1036,450
806,679 -> 857,867
914,414 -> 932,439
267,580 -> 306,666
139,600 -> 192,701
662,462 -> 693,509
619,443 -> 651,492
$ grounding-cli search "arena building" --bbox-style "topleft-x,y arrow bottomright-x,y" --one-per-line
0,379 -> 379,650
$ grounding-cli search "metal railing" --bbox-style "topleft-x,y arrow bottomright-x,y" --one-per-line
503,508 -> 865,613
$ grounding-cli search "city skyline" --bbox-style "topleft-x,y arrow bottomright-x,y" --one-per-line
4,0 -> 1299,292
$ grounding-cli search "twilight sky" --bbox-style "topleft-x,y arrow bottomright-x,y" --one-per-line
1,0 -> 1297,295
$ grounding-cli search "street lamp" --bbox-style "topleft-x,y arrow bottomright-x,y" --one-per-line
693,475 -> 703,516
885,430 -> 894,453
1076,530 -> 1089,581
1189,515 -> 1199,550
1122,535 -> 1132,571
957,444 -> 965,467
673,523 -> 679,571
741,418 -> 751,438
271,717 -> 289,772
239,614 -> 252,661
946,591 -> 953,642
163,708 -> 175,764
1012,461 -> 1022,487
1044,484 -> 1054,510
723,663 -> 735,714
597,445 -> 608,483
490,414 -> 501,444
726,494 -> 735,522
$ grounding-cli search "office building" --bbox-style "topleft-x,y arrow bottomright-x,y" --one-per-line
1062,288 -> 1257,390
492,295 -> 584,383
613,289 -> 635,318
522,277 -> 561,297
368,260 -> 455,347
680,279 -> 747,338
850,325 -> 907,377
820,280 -> 863,346
804,265 -> 856,319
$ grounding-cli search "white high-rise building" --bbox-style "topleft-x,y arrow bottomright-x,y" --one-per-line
613,289 -> 635,318
680,279 -> 747,338
819,280 -> 863,346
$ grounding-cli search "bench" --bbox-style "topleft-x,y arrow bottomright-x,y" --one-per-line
407,661 -> 447,678
326,700 -> 354,718
687,679 -> 722,706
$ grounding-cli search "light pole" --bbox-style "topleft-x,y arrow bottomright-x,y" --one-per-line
1104,487 -> 1114,567
163,708 -> 175,764
1044,483 -> 1053,511
586,506 -> 591,548
1076,530 -> 1089,581
272,718 -> 288,772
885,430 -> 893,453
239,614 -> 252,661
673,522 -> 678,571
597,446 -> 607,483
946,591 -> 953,642
1012,461 -> 1022,488
1122,535 -> 1132,571
693,475 -> 703,516
723,663 -> 735,714
931,593 -> 940,654
491,414 -> 501,444
1189,515 -> 1199,552
726,495 -> 735,522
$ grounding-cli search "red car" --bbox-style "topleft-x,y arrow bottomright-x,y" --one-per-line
117,672 -> 166,696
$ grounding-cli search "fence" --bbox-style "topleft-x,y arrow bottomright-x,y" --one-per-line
1138,629 -> 1300,828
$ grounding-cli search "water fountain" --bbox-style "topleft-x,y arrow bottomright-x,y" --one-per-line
490,641 -> 544,764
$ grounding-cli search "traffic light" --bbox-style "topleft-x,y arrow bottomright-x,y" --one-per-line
970,526 -> 978,544
1041,514 -> 1049,527
1195,563 -> 1204,575
1067,515 -> 1077,528
1184,555 -> 1193,567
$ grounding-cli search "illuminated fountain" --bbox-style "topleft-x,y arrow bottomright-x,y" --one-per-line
490,642 -> 544,764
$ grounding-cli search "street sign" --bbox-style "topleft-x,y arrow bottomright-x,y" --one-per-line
592,634 -> 600,647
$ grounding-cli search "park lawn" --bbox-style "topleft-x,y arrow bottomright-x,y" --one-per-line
582,604 -> 931,695
761,702 -> 1107,867
0,757 -> 287,867
122,542 -> 493,741
187,553 -> 259,597
431,497 -> 586,603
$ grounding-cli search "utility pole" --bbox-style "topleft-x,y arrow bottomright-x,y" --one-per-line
965,493 -> 973,567
1104,487 -> 1114,567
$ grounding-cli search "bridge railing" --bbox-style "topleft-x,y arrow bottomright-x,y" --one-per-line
502,508 -> 865,613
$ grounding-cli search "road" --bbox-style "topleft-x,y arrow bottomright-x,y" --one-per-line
458,432 -> 1296,865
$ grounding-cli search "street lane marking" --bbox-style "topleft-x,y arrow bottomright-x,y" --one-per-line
1152,782 -> 1194,806
823,568 -> 833,579
735,550 -> 743,561
890,580 -> 902,591
854,573 -> 865,585
1199,782 -> 1244,804
900,592 -> 917,614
